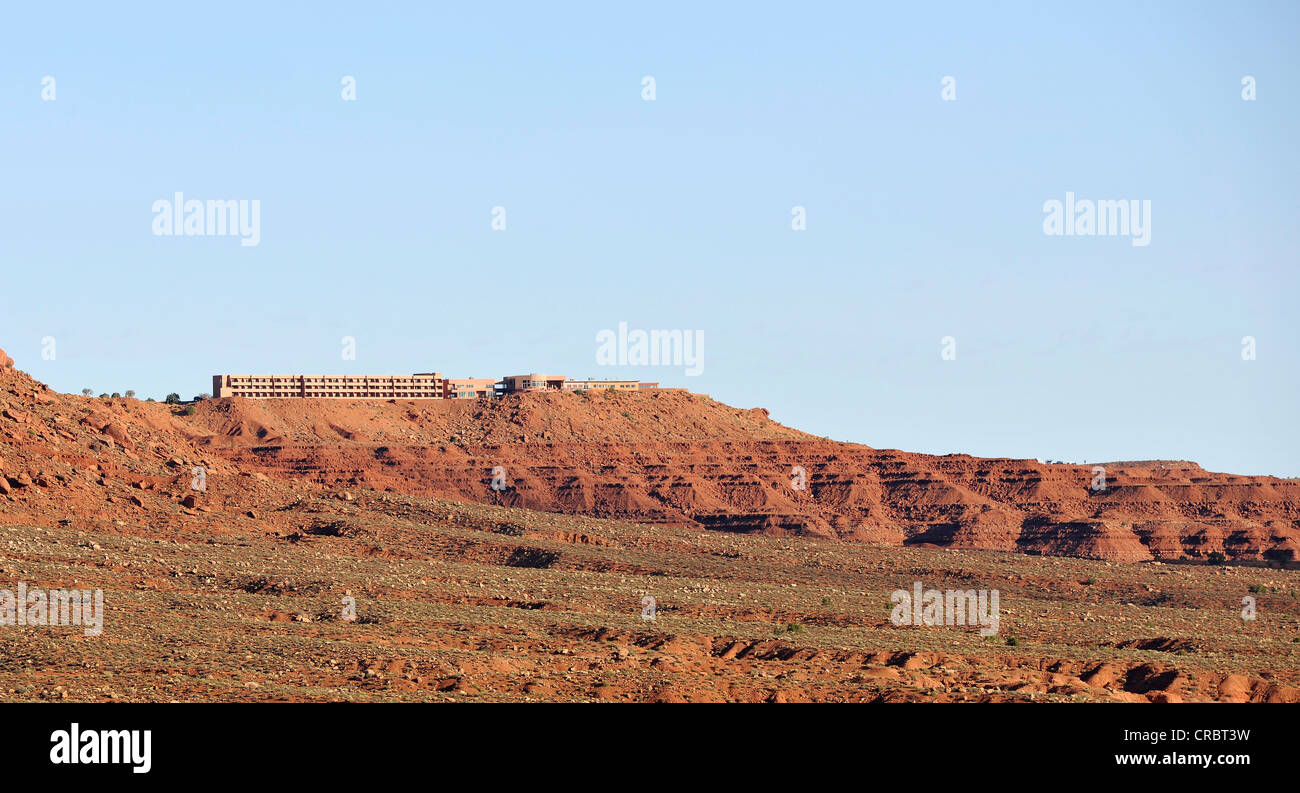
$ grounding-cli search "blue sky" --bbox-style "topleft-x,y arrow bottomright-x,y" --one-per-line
1,2 -> 1297,476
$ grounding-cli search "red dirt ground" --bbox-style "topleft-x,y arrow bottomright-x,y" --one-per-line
2,348 -> 1297,702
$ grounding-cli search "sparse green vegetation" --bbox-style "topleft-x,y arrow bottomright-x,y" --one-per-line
0,485 -> 1291,703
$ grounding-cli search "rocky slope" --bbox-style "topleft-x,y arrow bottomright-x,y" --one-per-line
4,346 -> 1300,704
2,349 -> 1297,563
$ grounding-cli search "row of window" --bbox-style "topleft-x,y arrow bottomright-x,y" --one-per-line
231,378 -> 439,385
228,387 -> 441,392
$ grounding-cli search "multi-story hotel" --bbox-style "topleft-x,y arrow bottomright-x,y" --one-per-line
213,373 -> 444,399
212,372 -> 661,400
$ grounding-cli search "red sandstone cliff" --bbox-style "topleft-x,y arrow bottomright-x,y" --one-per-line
2,350 -> 1296,564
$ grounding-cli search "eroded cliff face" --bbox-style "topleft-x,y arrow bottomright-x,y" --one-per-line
2,352 -> 1295,564
176,387 -> 1298,563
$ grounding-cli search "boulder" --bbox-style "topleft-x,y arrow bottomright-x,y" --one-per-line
101,422 -> 132,446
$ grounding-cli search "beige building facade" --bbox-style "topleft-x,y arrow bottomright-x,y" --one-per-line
561,379 -> 641,392
211,372 -> 664,400
498,374 -> 566,393
443,377 -> 497,399
213,374 -> 444,399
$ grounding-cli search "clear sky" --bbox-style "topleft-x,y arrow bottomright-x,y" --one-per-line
2,2 -> 1296,476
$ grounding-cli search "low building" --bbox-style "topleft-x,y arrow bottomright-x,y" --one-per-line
498,374 -> 567,393
443,377 -> 497,399
561,379 -> 640,392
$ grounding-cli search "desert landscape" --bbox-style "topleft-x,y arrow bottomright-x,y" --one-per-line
2,347 -> 1297,703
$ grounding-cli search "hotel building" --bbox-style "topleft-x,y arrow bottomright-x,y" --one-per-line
212,372 -> 662,400
444,377 -> 498,399
497,375 -> 658,394
213,373 -> 444,399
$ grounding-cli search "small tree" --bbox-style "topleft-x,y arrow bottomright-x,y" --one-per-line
81,388 -> 93,396
165,393 -> 181,405
111,392 -> 121,398
98,393 -> 109,399
125,390 -> 136,398
194,393 -> 210,401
